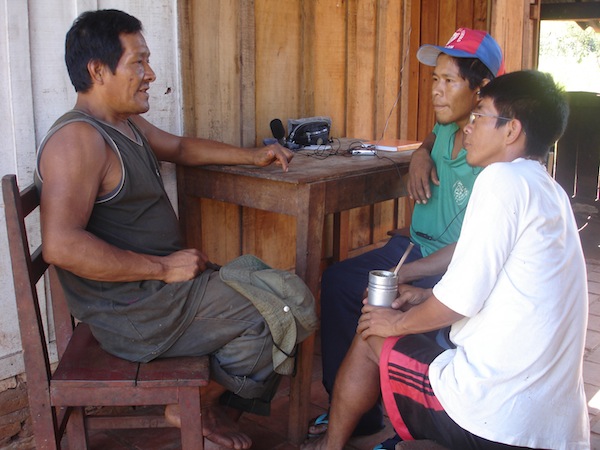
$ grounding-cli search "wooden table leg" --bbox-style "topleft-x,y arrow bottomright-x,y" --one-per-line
288,184 -> 325,444
332,210 -> 351,263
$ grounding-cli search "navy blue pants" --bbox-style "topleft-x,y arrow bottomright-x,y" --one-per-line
320,235 -> 443,435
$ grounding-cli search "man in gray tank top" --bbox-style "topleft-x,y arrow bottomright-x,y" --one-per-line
36,9 -> 300,450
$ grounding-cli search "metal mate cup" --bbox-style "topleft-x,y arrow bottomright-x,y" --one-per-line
367,270 -> 398,307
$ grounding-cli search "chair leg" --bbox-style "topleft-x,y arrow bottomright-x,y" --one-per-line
178,386 -> 204,450
66,407 -> 89,450
28,403 -> 61,450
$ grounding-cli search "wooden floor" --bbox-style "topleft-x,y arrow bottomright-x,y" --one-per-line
82,212 -> 600,450
80,333 -> 396,450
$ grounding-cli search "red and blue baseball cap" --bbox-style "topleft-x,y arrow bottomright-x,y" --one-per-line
417,28 -> 504,77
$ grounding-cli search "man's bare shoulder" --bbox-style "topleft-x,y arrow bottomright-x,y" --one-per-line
39,119 -> 121,196
41,120 -> 112,168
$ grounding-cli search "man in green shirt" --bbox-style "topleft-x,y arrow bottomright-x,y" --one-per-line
313,28 -> 504,449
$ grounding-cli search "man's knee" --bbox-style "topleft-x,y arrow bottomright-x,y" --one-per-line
365,335 -> 387,363
347,333 -> 381,363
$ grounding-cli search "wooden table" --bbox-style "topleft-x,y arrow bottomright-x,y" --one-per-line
178,145 -> 411,444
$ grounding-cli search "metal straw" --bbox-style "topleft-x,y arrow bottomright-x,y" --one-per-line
393,242 -> 414,276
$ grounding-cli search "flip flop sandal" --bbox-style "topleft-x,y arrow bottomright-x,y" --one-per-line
373,433 -> 402,450
307,412 -> 329,438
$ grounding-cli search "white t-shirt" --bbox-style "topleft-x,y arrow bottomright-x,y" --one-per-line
430,159 -> 590,449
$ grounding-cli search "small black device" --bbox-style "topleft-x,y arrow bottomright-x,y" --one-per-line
267,118 -> 301,150
287,116 -> 331,147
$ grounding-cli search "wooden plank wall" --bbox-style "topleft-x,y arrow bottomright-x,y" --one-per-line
490,0 -> 538,71
179,0 -> 493,271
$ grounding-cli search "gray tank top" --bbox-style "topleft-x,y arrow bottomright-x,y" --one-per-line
35,110 -> 206,362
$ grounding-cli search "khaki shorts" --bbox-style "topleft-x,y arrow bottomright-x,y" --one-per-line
161,270 -> 276,401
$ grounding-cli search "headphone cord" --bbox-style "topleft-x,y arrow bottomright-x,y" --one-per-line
411,204 -> 468,243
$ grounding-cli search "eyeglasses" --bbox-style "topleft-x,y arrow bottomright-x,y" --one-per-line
468,112 -> 513,125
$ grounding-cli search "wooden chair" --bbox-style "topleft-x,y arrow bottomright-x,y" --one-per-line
553,91 -> 600,228
2,174 -> 209,449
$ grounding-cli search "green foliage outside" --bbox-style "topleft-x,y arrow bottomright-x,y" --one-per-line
538,21 -> 600,93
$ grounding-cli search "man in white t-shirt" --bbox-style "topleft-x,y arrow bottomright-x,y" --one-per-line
301,71 -> 589,450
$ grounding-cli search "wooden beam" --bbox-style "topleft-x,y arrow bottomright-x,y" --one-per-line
490,0 -> 528,72
240,0 -> 256,148
541,3 -> 600,21
177,0 -> 197,137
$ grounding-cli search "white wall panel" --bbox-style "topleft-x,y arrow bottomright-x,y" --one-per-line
0,0 -> 181,380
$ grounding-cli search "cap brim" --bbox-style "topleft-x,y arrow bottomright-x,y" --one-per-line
417,44 -> 480,67
416,45 -> 443,66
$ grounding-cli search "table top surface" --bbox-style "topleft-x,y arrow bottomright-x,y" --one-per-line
187,141 -> 414,185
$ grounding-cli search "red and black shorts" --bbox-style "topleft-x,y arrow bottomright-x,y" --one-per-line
380,334 -> 533,450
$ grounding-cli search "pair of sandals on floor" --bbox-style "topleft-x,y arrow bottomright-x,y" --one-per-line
307,412 -> 400,450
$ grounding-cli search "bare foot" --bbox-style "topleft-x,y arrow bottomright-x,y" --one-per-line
307,413 -> 328,437
164,404 -> 182,428
300,434 -> 329,450
165,404 -> 252,449
202,404 -> 252,449
308,421 -> 328,436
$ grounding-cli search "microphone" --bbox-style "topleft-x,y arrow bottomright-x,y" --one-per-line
270,118 -> 286,147
266,118 -> 301,150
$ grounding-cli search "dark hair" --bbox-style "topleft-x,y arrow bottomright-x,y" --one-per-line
454,57 -> 496,89
65,9 -> 142,93
479,70 -> 569,159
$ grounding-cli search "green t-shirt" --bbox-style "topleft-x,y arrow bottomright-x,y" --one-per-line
410,122 -> 481,257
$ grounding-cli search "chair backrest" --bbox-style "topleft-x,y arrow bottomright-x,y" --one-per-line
2,174 -> 71,423
3,175 -> 48,366
554,91 -> 600,203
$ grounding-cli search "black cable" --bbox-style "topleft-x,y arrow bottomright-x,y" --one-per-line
411,204 -> 468,243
